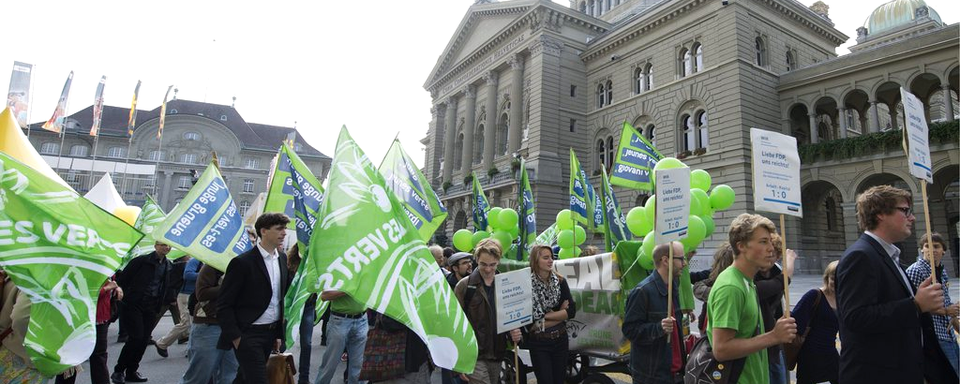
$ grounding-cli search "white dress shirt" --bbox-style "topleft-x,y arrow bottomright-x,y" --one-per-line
252,241 -> 282,325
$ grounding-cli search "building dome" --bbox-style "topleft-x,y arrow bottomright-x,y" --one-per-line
863,0 -> 942,35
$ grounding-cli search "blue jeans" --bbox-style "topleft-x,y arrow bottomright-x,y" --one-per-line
298,300 -> 316,384
941,339 -> 960,377
315,314 -> 368,384
769,350 -> 787,384
179,323 -> 239,384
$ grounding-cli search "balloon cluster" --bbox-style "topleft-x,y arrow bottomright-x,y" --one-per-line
554,210 -> 586,259
625,158 -> 736,270
452,207 -> 520,252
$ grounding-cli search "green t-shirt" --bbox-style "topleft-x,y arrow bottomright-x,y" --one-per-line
330,294 -> 366,315
706,266 -> 768,384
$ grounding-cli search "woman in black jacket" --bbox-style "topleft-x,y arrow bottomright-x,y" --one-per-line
526,245 -> 576,384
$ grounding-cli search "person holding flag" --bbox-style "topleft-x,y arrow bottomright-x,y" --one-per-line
216,213 -> 291,384
622,241 -> 687,384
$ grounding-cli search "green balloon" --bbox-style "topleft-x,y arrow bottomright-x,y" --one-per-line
685,215 -> 706,245
471,230 -> 490,246
690,169 -> 712,191
710,184 -> 736,210
691,188 -> 710,216
653,157 -> 687,172
626,207 -> 649,237
638,249 -> 654,270
505,225 -> 519,239
557,229 -> 575,249
574,225 -> 587,245
453,229 -> 474,252
499,208 -> 519,229
642,231 -> 656,259
689,196 -> 702,217
487,207 -> 503,229
491,230 -> 514,248
702,215 -> 715,237
574,246 -> 583,257
556,209 -> 575,230
644,195 -> 656,223
558,247 -> 576,259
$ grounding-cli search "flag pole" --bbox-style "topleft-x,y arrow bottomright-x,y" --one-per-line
781,214 -> 791,315
667,240 -> 673,344
920,181 -> 936,283
88,133 -> 101,191
153,129 -> 164,197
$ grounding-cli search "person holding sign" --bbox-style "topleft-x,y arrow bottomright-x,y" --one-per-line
526,245 -> 576,384
836,186 -> 956,384
454,239 -> 521,384
905,233 -> 960,377
622,241 -> 687,384
707,214 -> 797,384
755,233 -> 797,384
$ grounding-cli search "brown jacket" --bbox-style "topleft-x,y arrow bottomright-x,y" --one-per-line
0,279 -> 32,365
193,264 -> 224,324
454,269 -> 509,361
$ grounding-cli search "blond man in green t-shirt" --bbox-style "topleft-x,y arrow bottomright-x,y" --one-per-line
707,213 -> 797,384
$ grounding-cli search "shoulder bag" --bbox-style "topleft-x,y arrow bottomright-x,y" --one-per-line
783,289 -> 823,371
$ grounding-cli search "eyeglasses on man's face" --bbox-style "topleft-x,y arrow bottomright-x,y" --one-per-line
894,206 -> 913,217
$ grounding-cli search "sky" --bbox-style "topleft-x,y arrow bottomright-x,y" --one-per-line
2,0 -> 956,169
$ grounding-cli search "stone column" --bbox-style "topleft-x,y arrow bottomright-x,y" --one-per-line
507,54 -> 524,155
442,99 -> 458,184
838,108 -> 849,139
460,86 -> 477,175
428,106 -> 442,185
859,116 -> 868,134
841,201 -> 859,248
869,100 -> 881,133
889,109 -> 899,131
483,72 -> 499,171
808,113 -> 819,144
943,84 -> 955,122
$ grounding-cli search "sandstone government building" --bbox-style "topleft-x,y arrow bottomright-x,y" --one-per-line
419,0 -> 959,273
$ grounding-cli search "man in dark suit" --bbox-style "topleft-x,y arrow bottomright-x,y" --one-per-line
836,185 -> 957,384
112,242 -> 172,384
217,213 -> 291,384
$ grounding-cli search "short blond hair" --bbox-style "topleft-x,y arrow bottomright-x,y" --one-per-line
474,238 -> 503,260
823,260 -> 839,286
728,213 -> 777,257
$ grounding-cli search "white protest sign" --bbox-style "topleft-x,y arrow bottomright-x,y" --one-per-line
495,267 -> 533,334
750,128 -> 803,217
900,88 -> 933,183
655,167 -> 690,244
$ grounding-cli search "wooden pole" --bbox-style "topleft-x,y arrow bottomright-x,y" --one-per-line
667,241 -> 674,344
781,214 -> 791,316
921,182 -> 936,283
514,347 -> 520,384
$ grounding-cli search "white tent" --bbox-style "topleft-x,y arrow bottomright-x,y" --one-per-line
84,173 -> 125,213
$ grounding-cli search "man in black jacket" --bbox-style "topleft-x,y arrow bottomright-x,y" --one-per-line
217,213 -> 290,384
112,242 -> 172,384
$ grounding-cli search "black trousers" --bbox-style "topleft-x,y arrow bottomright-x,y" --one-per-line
233,324 -> 279,384
527,336 -> 569,384
55,323 -> 109,384
114,299 -> 159,375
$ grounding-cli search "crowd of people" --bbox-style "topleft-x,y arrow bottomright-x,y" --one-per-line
0,185 -> 959,384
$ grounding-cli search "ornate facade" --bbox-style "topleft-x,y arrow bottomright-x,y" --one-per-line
423,0 -> 959,273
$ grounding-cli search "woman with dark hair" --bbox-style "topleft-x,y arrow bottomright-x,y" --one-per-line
691,242 -> 734,334
526,244 -> 576,384
790,260 -> 839,384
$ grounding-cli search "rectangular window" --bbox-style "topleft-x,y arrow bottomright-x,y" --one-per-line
570,85 -> 577,97
178,176 -> 191,189
570,119 -> 576,132
243,179 -> 255,193
244,158 -> 260,169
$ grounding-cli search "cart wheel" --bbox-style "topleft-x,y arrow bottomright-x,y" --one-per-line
582,374 -> 615,384
565,354 -> 588,384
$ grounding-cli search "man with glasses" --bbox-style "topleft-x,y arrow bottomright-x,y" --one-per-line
623,241 -> 689,384
446,252 -> 474,288
454,239 -> 521,384
836,185 -> 956,383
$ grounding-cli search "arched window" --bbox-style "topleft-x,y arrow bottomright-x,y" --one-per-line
606,0 -> 612,12
453,132 -> 464,170
474,124 -> 484,164
682,115 -> 695,151
785,51 -> 794,72
606,136 -> 615,170
70,144 -> 89,157
183,131 -> 201,141
635,67 -> 644,94
644,64 -> 654,90
605,80 -> 613,105
107,146 -> 125,158
497,113 -> 509,156
694,44 -> 703,72
597,83 -> 606,108
645,124 -> 656,146
597,139 -> 606,170
825,197 -> 837,231
680,48 -> 691,77
697,110 -> 709,149
40,142 -> 59,155
755,37 -> 766,67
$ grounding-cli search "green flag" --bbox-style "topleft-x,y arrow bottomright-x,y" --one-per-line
378,139 -> 448,241
471,173 -> 489,231
0,151 -> 144,375
152,162 -> 252,272
306,127 -> 478,373
263,144 -> 325,230
124,196 -> 186,268
534,223 -> 559,247
516,159 -> 535,260
610,121 -> 662,191
568,149 -> 591,227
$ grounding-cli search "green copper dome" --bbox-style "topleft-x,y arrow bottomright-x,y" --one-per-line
863,0 -> 942,35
